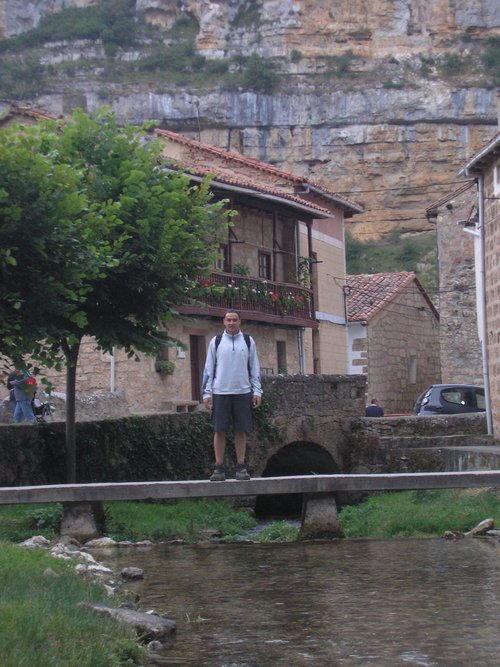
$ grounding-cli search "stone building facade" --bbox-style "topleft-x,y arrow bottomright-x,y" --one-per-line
461,130 -> 500,437
346,272 -> 440,414
426,181 -> 483,384
1,105 -> 363,415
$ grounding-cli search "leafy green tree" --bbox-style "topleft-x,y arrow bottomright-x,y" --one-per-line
0,109 -> 230,482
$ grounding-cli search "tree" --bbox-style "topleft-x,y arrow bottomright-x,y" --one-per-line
0,108 -> 230,482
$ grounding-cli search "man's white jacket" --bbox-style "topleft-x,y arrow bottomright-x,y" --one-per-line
202,330 -> 262,398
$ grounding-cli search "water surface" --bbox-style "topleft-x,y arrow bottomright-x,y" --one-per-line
102,538 -> 500,666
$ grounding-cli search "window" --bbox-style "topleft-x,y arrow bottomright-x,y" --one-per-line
214,244 -> 229,272
258,252 -> 271,279
277,341 -> 287,374
494,161 -> 500,197
408,355 -> 417,384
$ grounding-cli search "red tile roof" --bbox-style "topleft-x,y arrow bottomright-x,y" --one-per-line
0,103 -> 58,126
155,127 -> 363,214
346,271 -> 438,322
171,163 -> 332,216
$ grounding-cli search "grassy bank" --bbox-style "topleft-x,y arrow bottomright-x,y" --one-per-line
339,488 -> 500,538
2,489 -> 500,545
0,542 -> 143,667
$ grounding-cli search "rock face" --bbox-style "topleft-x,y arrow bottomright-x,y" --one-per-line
1,0 -> 499,238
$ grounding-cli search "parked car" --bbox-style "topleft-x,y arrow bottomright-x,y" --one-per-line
412,384 -> 485,416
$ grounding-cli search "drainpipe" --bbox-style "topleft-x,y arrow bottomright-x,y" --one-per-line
110,347 -> 116,394
463,174 -> 492,435
296,222 -> 306,374
297,328 -> 305,374
476,175 -> 493,435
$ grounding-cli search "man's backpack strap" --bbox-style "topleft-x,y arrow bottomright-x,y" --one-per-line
214,333 -> 250,352
213,332 -> 252,379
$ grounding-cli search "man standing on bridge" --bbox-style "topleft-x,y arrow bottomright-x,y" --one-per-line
203,311 -> 262,481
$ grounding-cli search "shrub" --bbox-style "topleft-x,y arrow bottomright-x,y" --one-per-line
240,53 -> 279,93
482,37 -> 500,85
231,1 -> 262,28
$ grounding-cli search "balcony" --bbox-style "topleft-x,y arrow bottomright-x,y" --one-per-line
179,272 -> 317,328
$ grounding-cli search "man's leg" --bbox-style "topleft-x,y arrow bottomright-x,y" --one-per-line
234,431 -> 251,480
234,431 -> 247,465
213,431 -> 226,464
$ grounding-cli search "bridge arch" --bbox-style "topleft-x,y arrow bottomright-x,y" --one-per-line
255,441 -> 340,518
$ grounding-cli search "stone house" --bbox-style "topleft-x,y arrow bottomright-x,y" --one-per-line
0,104 -> 362,415
460,130 -> 500,437
426,180 -> 483,385
346,272 -> 440,414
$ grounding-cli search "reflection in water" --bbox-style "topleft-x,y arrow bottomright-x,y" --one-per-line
100,538 -> 500,666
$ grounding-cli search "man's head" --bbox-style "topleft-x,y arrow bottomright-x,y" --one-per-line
223,311 -> 241,335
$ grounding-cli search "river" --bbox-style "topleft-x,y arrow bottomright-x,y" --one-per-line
101,537 -> 500,666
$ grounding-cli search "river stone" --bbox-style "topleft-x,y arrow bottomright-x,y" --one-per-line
299,494 -> 344,540
465,518 -> 494,536
121,567 -> 144,580
79,603 -> 176,640
84,537 -> 117,548
19,535 -> 51,548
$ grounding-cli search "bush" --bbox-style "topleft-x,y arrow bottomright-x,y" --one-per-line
482,37 -> 500,85
345,230 -> 438,297
324,51 -> 356,78
240,53 -> 279,93
231,1 -> 262,28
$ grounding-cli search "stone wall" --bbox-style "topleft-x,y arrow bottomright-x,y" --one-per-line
484,157 -> 500,437
346,412 -> 491,475
434,184 -> 483,384
365,284 -> 440,414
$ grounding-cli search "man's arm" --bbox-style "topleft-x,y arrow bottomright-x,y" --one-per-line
248,338 -> 262,406
202,338 -> 216,407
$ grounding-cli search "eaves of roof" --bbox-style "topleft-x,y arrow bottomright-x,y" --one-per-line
163,163 -> 332,218
346,271 -> 439,322
0,104 -> 58,126
154,127 -> 363,214
425,180 -> 476,217
460,131 -> 500,175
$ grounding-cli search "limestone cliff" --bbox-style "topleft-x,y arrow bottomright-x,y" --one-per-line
1,0 -> 499,238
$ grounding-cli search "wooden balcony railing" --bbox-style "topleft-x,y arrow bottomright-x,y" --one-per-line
182,272 -> 316,324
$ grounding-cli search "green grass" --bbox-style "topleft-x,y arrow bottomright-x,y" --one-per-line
339,489 -> 500,538
0,541 -> 143,667
2,490 -> 499,549
251,520 -> 299,542
104,499 -> 257,543
345,229 -> 438,297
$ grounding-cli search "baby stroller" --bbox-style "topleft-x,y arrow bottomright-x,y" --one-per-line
31,395 -> 55,423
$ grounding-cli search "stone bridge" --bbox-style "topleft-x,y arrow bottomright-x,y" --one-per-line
245,375 -> 492,515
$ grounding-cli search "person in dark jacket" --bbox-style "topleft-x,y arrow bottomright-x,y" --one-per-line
365,398 -> 384,417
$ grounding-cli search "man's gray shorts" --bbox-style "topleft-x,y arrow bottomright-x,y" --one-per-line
212,393 -> 253,433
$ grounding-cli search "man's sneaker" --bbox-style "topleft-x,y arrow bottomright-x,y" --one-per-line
235,463 -> 251,481
210,464 -> 225,482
